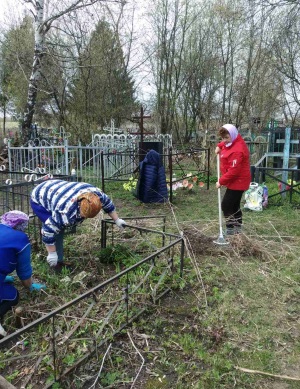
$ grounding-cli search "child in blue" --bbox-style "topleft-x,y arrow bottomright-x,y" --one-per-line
0,211 -> 46,337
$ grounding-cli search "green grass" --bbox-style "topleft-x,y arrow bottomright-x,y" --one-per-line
114,180 -> 300,389
95,180 -> 300,388
1,179 -> 300,388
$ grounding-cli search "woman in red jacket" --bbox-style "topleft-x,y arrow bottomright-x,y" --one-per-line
215,124 -> 251,235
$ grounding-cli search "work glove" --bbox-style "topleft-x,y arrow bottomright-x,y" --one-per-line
30,283 -> 46,291
4,275 -> 14,283
47,252 -> 58,267
115,218 -> 126,230
0,323 -> 7,337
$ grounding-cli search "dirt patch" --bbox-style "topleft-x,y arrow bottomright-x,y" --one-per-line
182,226 -> 275,261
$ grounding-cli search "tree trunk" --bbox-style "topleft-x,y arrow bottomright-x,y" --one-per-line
2,104 -> 6,136
22,0 -> 45,144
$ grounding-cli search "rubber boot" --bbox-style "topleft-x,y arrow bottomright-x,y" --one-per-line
226,227 -> 235,236
234,225 -> 242,234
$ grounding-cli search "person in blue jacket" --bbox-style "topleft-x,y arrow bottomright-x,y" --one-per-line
0,211 -> 46,337
136,149 -> 168,203
30,179 -> 126,270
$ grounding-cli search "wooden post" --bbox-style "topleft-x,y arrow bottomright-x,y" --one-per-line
15,306 -> 24,328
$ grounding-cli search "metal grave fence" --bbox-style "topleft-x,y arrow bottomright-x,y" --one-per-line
0,173 -> 79,246
7,134 -> 172,184
0,218 -> 185,388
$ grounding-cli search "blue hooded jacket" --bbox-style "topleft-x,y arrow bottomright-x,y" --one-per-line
136,149 -> 168,203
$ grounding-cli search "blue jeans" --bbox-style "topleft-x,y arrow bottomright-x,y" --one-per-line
31,200 -> 64,262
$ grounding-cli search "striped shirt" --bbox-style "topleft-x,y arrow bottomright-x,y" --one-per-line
31,180 -> 115,244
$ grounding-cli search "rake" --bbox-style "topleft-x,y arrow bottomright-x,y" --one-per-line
213,153 -> 229,245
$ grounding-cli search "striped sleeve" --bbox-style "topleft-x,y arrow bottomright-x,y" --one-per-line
35,181 -> 116,243
42,215 -> 62,245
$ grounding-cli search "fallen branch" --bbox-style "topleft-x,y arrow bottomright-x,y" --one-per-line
17,328 -> 66,388
20,355 -> 44,389
169,205 -> 208,307
268,220 -> 283,242
235,366 -> 300,381
0,352 -> 47,364
58,301 -> 95,345
128,331 -> 145,389
87,343 -> 112,389
183,234 -> 208,307
95,301 -> 120,339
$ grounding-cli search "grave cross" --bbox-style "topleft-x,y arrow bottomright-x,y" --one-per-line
132,105 -> 151,161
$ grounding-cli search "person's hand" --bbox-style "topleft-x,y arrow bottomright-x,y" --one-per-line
215,146 -> 220,154
30,283 -> 46,291
216,182 -> 221,189
115,218 -> 126,229
47,252 -> 58,267
0,323 -> 7,337
4,275 -> 14,283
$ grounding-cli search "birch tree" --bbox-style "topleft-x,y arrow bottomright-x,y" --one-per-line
21,0 -> 123,143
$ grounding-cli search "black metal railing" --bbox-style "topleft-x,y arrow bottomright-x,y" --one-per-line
251,166 -> 300,204
0,174 -> 79,244
99,148 -> 210,203
0,220 -> 184,388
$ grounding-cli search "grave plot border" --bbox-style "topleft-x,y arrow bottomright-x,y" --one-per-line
0,219 -> 185,388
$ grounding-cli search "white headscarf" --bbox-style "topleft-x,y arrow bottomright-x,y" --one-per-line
222,124 -> 238,147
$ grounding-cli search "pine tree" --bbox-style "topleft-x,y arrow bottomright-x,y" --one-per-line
69,20 -> 136,135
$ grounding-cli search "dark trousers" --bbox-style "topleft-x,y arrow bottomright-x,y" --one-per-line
0,292 -> 19,321
221,189 -> 244,229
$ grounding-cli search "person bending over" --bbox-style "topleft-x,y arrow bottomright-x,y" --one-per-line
30,179 -> 126,270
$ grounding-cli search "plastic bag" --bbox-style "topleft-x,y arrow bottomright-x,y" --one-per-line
244,182 -> 268,211
262,184 -> 268,208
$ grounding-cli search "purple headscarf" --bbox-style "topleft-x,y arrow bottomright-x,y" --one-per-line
222,124 -> 238,146
1,211 -> 29,231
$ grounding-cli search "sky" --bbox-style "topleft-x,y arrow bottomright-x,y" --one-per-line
0,0 -> 31,35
